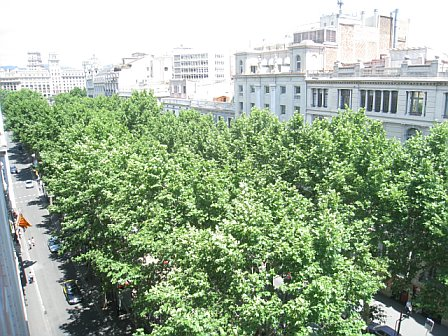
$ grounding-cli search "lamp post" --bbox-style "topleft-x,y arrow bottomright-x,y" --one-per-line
394,305 -> 410,336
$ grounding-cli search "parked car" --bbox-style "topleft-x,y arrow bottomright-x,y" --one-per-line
366,323 -> 401,336
62,280 -> 82,304
25,180 -> 34,188
10,165 -> 18,174
47,236 -> 61,253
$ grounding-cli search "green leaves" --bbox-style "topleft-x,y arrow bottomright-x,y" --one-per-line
5,90 -> 447,333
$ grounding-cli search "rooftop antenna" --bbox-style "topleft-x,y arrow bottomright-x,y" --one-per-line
337,0 -> 344,14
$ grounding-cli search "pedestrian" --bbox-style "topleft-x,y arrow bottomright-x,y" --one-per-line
27,239 -> 32,250
31,237 -> 35,247
405,300 -> 412,315
28,272 -> 34,284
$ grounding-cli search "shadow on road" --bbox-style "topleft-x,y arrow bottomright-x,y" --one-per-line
22,259 -> 37,269
60,304 -> 134,336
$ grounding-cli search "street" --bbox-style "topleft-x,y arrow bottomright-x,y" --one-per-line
374,293 -> 448,336
7,134 -> 134,336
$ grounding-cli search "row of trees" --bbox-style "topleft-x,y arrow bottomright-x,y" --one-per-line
1,89 -> 447,335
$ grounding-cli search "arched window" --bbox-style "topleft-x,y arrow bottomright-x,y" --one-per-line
296,55 -> 301,72
406,128 -> 419,140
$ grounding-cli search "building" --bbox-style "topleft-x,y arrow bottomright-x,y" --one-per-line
47,53 -> 85,96
91,65 -> 119,97
233,8 -> 448,140
0,52 -> 85,98
85,49 -> 235,122
161,97 -> 235,126
0,109 -> 29,336
306,57 -> 448,140
116,52 -> 172,98
172,47 -> 231,82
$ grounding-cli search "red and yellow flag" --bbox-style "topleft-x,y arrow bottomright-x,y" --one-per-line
17,214 -> 32,228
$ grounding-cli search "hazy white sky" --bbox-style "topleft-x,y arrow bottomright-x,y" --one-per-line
1,0 -> 447,68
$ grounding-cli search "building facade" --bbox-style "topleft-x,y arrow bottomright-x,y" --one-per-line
0,52 -> 85,98
234,9 -> 448,140
305,59 -> 448,140
0,110 -> 29,336
161,97 -> 235,126
172,47 -> 231,82
116,52 -> 172,98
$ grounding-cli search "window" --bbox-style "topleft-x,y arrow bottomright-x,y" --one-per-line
250,65 -> 257,74
294,86 -> 301,98
360,90 -> 366,109
338,89 -> 352,109
407,91 -> 426,116
294,106 -> 301,113
374,90 -> 382,112
227,117 -> 233,127
382,91 -> 390,112
239,60 -> 243,74
265,104 -> 270,109
390,91 -> 398,113
238,85 -> 243,96
251,103 -> 255,109
239,102 -> 243,111
362,90 -> 398,113
296,55 -> 301,72
444,93 -> 448,118
280,105 -> 286,114
280,86 -> 286,94
265,86 -> 270,94
250,85 -> 255,93
311,88 -> 328,108
367,90 -> 374,111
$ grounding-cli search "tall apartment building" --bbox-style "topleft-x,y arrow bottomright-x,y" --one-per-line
171,47 -> 231,82
0,52 -> 85,98
234,8 -> 448,140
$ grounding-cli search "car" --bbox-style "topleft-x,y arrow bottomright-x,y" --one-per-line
366,323 -> 401,336
62,280 -> 82,304
47,236 -> 61,253
25,180 -> 34,188
10,165 -> 18,174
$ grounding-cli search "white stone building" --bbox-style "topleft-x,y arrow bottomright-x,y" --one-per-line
161,97 -> 235,126
305,58 -> 448,140
116,52 -> 172,98
0,52 -> 85,98
233,8 -> 448,140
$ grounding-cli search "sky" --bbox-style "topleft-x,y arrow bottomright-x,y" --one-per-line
1,0 -> 447,68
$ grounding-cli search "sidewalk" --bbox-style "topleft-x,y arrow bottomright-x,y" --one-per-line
374,293 -> 448,336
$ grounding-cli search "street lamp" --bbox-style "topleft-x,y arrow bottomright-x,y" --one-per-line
394,305 -> 410,335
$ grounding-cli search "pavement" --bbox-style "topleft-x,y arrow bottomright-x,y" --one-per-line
374,293 -> 448,336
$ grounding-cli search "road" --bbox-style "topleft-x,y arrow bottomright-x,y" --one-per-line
374,293 -> 448,336
7,134 -> 134,336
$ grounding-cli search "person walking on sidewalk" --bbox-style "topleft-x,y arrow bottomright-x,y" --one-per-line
405,300 -> 412,315
27,238 -> 32,250
31,237 -> 35,247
